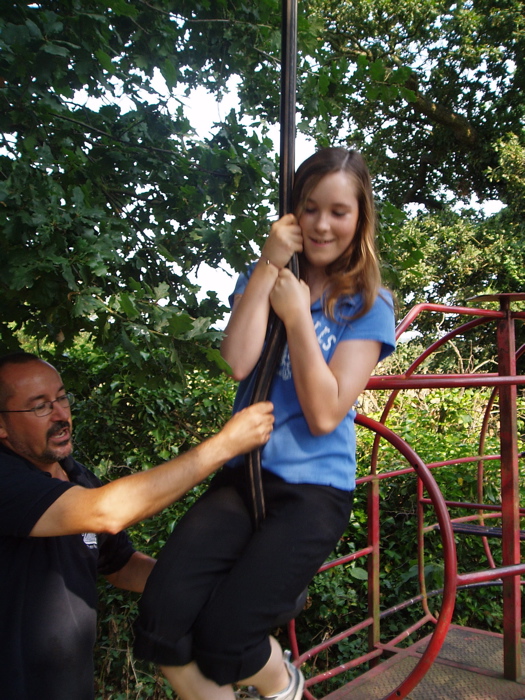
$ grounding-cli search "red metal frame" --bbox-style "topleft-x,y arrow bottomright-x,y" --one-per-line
286,294 -> 525,700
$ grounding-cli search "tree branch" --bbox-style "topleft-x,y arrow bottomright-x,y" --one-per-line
411,92 -> 478,147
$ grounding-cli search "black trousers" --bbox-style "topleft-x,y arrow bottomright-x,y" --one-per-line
134,468 -> 353,685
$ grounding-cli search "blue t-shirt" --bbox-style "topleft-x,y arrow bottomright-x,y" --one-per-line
226,267 -> 396,491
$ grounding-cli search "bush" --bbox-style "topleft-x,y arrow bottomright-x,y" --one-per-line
59,338 -> 524,697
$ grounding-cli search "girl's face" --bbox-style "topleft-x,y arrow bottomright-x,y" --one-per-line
298,171 -> 359,270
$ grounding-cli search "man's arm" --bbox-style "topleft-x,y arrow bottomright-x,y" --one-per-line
30,402 -> 274,537
105,551 -> 156,593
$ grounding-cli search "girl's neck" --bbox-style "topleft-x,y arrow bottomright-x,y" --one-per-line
305,265 -> 328,304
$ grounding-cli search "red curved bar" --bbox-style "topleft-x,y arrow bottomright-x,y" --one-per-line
292,414 -> 458,700
289,297 -> 525,699
354,415 -> 458,700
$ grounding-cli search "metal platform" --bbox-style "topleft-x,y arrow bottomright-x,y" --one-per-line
323,626 -> 525,700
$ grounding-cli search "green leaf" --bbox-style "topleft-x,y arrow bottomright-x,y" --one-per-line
106,0 -> 139,17
151,282 -> 169,301
119,328 -> 143,366
349,567 -> 368,581
25,19 -> 42,39
167,314 -> 195,337
119,293 -> 140,319
95,49 -> 115,73
318,71 -> 330,96
41,43 -> 69,57
203,346 -> 231,373
161,59 -> 179,91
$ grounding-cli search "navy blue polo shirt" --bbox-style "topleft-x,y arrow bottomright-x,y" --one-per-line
0,444 -> 135,700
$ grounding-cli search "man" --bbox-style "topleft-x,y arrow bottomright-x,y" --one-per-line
0,352 -> 274,700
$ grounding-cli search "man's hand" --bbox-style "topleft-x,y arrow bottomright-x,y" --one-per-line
106,551 -> 156,593
219,401 -> 274,459
30,403 -> 275,538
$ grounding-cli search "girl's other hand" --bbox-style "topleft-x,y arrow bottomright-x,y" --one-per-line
270,269 -> 310,324
261,213 -> 303,269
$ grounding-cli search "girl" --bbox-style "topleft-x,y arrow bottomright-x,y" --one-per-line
134,148 -> 396,700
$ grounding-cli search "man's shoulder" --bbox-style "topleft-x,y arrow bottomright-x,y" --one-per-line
0,447 -> 74,537
0,445 -> 101,493
61,455 -> 102,489
0,444 -> 36,472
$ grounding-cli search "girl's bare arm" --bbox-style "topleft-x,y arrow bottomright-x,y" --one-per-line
271,270 -> 380,435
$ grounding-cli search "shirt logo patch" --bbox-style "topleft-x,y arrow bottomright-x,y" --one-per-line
277,321 -> 337,381
278,346 -> 292,381
82,532 -> 98,549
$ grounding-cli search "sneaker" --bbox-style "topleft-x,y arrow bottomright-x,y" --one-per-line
260,651 -> 305,700
235,688 -> 260,699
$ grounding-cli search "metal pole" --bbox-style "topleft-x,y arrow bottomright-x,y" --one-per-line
279,0 -> 297,216
245,0 -> 299,528
497,297 -> 522,681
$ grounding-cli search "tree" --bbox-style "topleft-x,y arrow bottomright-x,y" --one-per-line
0,0 -> 285,377
4,3 -> 524,695
285,0 -> 525,329
4,0 -> 525,366
293,0 -> 525,209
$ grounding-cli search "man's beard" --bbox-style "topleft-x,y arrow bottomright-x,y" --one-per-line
39,421 -> 73,462
8,420 -> 73,465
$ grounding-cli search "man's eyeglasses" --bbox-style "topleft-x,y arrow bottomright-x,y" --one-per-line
0,393 -> 75,418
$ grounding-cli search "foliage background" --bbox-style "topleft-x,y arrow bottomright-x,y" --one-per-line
2,0 -> 525,697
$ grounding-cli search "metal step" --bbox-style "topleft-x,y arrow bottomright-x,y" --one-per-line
451,523 -> 525,539
320,626 -> 525,700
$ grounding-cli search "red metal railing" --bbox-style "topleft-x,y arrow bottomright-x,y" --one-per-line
287,294 -> 525,699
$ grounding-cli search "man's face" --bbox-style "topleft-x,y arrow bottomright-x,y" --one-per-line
0,360 -> 73,470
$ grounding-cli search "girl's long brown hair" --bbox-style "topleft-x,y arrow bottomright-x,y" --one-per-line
292,147 -> 382,321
